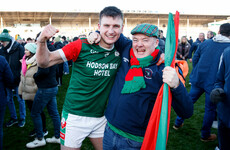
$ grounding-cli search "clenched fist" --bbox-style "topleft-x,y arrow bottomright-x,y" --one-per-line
88,32 -> 101,44
162,66 -> 180,89
37,25 -> 59,43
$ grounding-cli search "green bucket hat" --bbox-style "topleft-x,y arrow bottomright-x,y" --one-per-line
131,23 -> 158,37
0,29 -> 11,41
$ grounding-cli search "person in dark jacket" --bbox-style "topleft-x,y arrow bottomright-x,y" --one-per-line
158,37 -> 165,53
0,56 -> 13,150
53,37 -> 64,85
0,29 -> 26,128
212,46 -> 230,150
188,33 -> 205,62
61,36 -> 68,46
188,36 -> 193,46
207,31 -> 215,39
174,23 -> 230,142
158,30 -> 166,42
61,36 -> 69,75
102,24 -> 193,150
26,33 -> 60,148
177,36 -> 191,60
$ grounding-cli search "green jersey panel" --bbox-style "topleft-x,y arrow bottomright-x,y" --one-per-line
63,39 -> 121,117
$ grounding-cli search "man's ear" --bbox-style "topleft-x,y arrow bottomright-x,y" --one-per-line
155,38 -> 159,47
98,23 -> 101,32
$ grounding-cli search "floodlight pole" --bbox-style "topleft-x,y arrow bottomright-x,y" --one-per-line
158,17 -> 160,28
89,17 -> 91,30
187,18 -> 189,37
125,18 -> 127,29
49,17 -> 52,25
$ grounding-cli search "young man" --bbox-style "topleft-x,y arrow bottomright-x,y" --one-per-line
36,6 -> 123,150
101,23 -> 193,149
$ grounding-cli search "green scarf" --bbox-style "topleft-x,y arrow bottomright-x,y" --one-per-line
121,48 -> 159,94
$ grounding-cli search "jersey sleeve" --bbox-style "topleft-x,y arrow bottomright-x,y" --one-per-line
60,39 -> 82,62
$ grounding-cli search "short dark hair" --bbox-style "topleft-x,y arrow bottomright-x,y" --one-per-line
62,36 -> 66,40
220,23 -> 230,37
27,37 -> 32,41
99,6 -> 123,24
208,31 -> 214,36
73,37 -> 79,41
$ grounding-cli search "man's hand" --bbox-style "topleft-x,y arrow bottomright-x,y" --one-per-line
189,58 -> 192,63
88,32 -> 101,44
162,66 -> 179,89
37,25 -> 59,43
210,88 -> 226,104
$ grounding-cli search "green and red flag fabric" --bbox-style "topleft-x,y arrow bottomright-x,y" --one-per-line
141,11 -> 179,150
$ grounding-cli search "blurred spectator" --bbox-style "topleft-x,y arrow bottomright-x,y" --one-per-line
207,31 -> 215,39
158,38 -> 165,53
51,37 -> 55,45
53,37 -> 64,85
26,37 -> 33,43
61,36 -> 69,75
188,33 -> 205,62
0,56 -> 13,149
177,36 -> 191,60
0,29 -> 26,128
79,34 -> 86,38
158,30 -> 166,42
61,36 -> 68,46
17,36 -> 26,47
73,36 -> 79,41
188,36 -> 193,46
18,43 -> 48,137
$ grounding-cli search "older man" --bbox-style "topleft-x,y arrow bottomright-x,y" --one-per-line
188,32 -> 205,62
102,24 -> 193,149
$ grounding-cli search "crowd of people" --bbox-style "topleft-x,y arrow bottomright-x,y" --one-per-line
0,6 -> 230,150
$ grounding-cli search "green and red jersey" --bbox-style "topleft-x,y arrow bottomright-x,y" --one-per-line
58,38 -> 121,117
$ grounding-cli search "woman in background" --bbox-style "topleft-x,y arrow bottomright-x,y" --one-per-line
177,36 -> 191,60
18,43 -> 48,137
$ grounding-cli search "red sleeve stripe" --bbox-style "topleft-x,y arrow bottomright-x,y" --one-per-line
62,39 -> 82,62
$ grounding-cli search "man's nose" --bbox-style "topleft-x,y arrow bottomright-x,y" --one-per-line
108,27 -> 115,34
137,41 -> 143,47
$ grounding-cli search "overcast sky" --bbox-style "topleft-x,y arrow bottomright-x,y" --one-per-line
1,0 -> 230,15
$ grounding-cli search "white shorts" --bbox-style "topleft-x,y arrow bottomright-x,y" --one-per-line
60,110 -> 107,148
